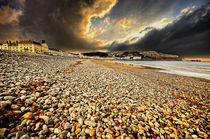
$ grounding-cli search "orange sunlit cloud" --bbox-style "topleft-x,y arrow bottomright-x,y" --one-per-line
104,17 -> 110,24
80,0 -> 117,40
150,18 -> 171,29
180,7 -> 190,14
86,27 -> 105,40
116,18 -> 132,30
0,6 -> 22,24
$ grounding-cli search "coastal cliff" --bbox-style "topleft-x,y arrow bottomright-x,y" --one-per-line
83,51 -> 181,60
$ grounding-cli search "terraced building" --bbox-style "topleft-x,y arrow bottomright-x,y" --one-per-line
0,40 -> 49,53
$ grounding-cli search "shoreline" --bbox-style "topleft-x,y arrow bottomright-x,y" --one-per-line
112,60 -> 210,81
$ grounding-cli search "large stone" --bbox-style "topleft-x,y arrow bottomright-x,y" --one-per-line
39,116 -> 49,122
4,96 -> 16,101
23,112 -> 34,119
78,118 -> 84,125
25,99 -> 33,104
89,129 -> 95,137
0,128 -> 9,138
84,120 -> 96,127
42,125 -> 49,134
7,132 -> 16,139
0,101 -> 11,109
59,132 -> 68,139
11,104 -> 20,110
64,122 -> 71,130
75,128 -> 81,135
16,131 -> 25,139
20,134 -> 30,139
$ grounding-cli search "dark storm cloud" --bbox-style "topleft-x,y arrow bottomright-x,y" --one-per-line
19,0 -> 95,51
109,3 -> 210,57
0,0 -> 23,40
0,22 -> 23,40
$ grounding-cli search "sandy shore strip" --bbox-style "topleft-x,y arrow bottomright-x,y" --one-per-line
112,60 -> 210,80
0,51 -> 209,139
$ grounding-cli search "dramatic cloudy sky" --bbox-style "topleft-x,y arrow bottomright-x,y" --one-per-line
0,0 -> 209,56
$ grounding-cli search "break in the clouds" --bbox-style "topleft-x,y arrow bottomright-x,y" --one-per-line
0,0 -> 209,55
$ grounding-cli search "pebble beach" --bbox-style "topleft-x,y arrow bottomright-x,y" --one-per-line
0,50 -> 209,139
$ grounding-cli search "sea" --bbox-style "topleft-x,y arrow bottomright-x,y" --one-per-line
115,61 -> 210,80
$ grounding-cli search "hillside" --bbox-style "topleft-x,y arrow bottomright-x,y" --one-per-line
109,51 -> 181,60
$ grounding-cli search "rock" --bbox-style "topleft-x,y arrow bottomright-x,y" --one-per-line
25,99 -> 33,104
138,129 -> 144,134
35,92 -> 41,97
80,132 -> 86,136
78,118 -> 84,125
23,112 -> 34,119
64,122 -> 71,130
35,123 -> 42,131
20,90 -> 26,94
58,103 -> 65,108
85,128 -> 90,134
105,128 -> 113,134
20,95 -> 26,100
42,125 -> 49,134
11,104 -> 20,110
192,134 -> 198,138
170,133 -> 178,138
4,96 -> 16,101
59,132 -> 68,139
7,132 -> 16,139
20,134 -> 30,139
75,128 -> 81,135
39,135 -> 45,139
20,107 -> 26,112
89,129 -> 95,137
0,128 -> 9,138
106,134 -> 113,139
54,128 -> 60,134
9,123 -> 16,128
46,112 -> 53,116
13,110 -> 22,114
20,120 -> 27,126
0,101 -> 11,109
84,120 -> 96,127
39,116 -> 49,122
16,131 -> 25,139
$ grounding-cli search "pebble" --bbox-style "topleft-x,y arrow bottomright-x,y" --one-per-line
89,129 -> 95,137
84,120 -> 96,127
54,128 -> 60,134
7,132 -> 16,138
0,128 -> 9,138
78,118 -> 84,125
39,135 -> 45,139
75,128 -> 81,135
4,96 -> 16,101
11,104 -> 20,110
0,101 -> 11,109
20,134 -> 30,139
64,122 -> 71,130
23,112 -> 34,119
16,131 -> 25,139
42,125 -> 49,134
